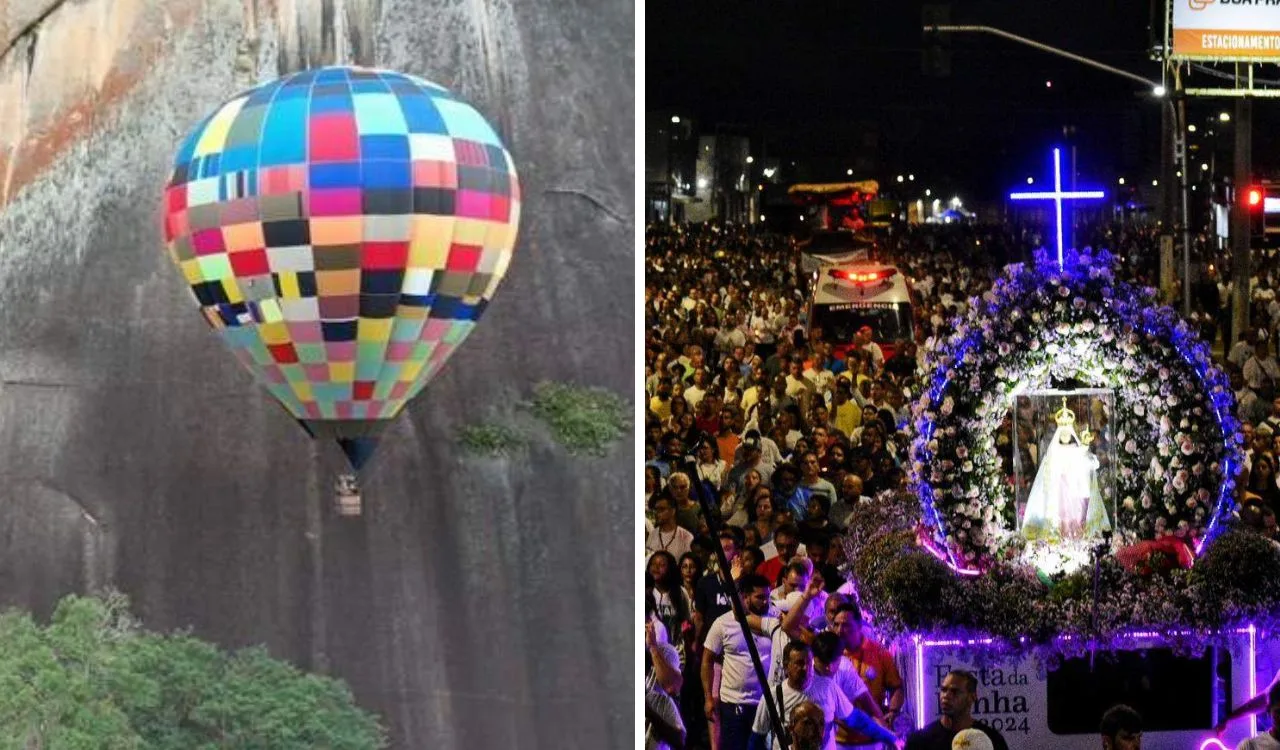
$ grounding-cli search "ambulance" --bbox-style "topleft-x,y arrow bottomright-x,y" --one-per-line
804,252 -> 916,360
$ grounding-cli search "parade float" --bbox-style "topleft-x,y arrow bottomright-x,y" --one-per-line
841,150 -> 1280,749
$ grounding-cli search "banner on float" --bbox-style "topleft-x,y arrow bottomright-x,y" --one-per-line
1170,0 -> 1280,60
908,631 -> 1261,750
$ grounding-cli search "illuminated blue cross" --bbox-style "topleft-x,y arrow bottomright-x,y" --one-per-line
1009,147 -> 1106,270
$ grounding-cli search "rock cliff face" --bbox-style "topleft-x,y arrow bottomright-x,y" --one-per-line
0,0 -> 634,747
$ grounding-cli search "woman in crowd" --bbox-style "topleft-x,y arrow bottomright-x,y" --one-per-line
646,550 -> 694,667
695,436 -> 729,492
747,486 -> 777,549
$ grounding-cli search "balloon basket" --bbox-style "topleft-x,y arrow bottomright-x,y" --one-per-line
334,473 -> 363,517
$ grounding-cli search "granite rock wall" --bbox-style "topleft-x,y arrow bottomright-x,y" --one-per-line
0,0 -> 634,746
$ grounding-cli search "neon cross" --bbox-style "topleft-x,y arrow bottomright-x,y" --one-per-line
1009,147 -> 1105,269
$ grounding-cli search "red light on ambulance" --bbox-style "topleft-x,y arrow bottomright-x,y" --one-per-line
829,268 -> 898,284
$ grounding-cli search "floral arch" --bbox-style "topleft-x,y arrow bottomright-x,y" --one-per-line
907,249 -> 1244,573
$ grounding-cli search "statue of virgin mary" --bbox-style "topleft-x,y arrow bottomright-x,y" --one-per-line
1021,398 -> 1110,541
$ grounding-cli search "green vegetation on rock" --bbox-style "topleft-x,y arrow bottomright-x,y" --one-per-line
457,422 -> 530,456
0,592 -> 386,750
527,381 -> 631,456
456,381 -> 630,457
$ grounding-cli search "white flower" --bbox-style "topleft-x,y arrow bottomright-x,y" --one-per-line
962,461 -> 973,473
956,445 -> 969,459
1159,367 -> 1170,380
1125,439 -> 1138,453
1122,496 -> 1136,510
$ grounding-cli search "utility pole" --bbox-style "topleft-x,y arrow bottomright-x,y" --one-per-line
1231,97 -> 1252,342
1176,98 -> 1192,319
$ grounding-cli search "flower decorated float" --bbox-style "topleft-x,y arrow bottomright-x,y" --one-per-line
836,154 -> 1280,746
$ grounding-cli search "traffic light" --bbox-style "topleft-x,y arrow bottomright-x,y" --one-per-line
1246,185 -> 1265,241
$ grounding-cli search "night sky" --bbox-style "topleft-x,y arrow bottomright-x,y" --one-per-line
648,0 -> 1278,202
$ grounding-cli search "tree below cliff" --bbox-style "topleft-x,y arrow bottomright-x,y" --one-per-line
0,592 -> 385,749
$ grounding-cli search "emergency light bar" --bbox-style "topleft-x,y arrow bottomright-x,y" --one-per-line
829,268 -> 897,284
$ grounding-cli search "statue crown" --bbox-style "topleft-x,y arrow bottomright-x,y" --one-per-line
1054,397 -> 1076,428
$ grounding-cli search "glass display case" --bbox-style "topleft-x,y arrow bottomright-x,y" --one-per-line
1010,388 -> 1117,572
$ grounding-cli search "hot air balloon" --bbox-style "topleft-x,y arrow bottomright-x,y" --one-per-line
161,66 -> 519,499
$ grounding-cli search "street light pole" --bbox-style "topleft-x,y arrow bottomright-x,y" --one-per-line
924,24 -> 1185,305
1231,97 -> 1252,342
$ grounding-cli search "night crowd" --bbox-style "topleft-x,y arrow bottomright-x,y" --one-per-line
643,218 -> 1280,750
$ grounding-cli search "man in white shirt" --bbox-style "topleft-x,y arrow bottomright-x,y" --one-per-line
704,573 -> 775,750
855,327 -> 884,375
747,641 -> 897,750
647,494 -> 694,562
811,631 -> 894,748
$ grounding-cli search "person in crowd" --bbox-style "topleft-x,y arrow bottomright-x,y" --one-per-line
648,551 -> 696,666
773,463 -> 808,521
831,603 -> 905,742
697,435 -> 731,493
802,534 -> 846,593
1263,397 -> 1280,438
780,700 -> 827,750
855,326 -> 885,374
669,472 -> 707,536
759,523 -> 805,586
1245,337 -> 1280,402
649,494 -> 695,562
646,465 -> 664,507
703,573 -> 776,750
681,553 -> 706,617
799,452 -> 839,509
1099,704 -> 1142,750
728,434 -> 776,498
905,670 -> 1008,750
949,729 -> 991,750
646,612 -> 687,750
1249,454 -> 1280,511
800,495 -> 843,543
810,630 -> 892,750
746,641 -> 898,750
652,377 -> 675,422
719,406 -> 744,466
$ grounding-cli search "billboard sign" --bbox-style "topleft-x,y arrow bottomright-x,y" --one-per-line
1170,0 -> 1280,60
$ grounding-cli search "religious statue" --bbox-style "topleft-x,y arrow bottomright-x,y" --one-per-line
1021,398 -> 1110,541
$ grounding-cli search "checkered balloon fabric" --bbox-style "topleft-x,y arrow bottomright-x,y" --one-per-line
162,67 -> 520,422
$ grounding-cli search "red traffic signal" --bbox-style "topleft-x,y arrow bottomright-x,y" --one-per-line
1246,186 -> 1264,209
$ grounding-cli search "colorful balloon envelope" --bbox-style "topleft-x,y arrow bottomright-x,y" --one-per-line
162,66 -> 520,470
